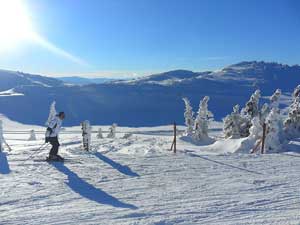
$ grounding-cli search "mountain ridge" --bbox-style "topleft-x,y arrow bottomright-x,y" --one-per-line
0,61 -> 299,126
57,76 -> 116,85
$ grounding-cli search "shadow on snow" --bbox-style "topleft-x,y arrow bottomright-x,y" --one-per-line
51,162 -> 137,209
94,152 -> 139,177
0,152 -> 10,174
189,153 -> 263,175
281,140 -> 300,154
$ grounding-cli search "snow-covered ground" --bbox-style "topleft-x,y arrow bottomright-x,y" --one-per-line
1,116 -> 300,224
0,89 -> 24,97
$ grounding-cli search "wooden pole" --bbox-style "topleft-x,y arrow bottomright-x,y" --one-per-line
174,122 -> 177,153
170,122 -> 177,153
261,123 -> 267,154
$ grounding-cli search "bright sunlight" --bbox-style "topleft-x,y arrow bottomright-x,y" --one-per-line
0,0 -> 88,65
0,0 -> 34,52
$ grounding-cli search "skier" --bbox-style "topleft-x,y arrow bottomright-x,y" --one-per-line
45,111 -> 65,161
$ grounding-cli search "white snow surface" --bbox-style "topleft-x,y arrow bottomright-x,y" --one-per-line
0,89 -> 24,97
0,115 -> 300,224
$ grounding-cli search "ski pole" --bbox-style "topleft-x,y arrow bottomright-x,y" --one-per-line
19,142 -> 49,167
4,140 -> 12,152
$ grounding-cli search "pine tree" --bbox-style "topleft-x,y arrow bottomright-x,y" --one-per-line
241,89 -> 261,119
284,85 -> 300,138
259,103 -> 270,124
182,97 -> 194,136
194,96 -> 213,140
249,116 -> 264,153
249,116 -> 263,140
223,104 -> 251,139
240,90 -> 261,137
45,101 -> 57,126
223,105 -> 241,138
265,108 -> 281,152
264,89 -> 282,152
270,89 -> 282,109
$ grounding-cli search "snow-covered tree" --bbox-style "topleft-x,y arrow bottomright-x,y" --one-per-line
107,123 -> 117,138
81,120 -> 91,151
28,130 -> 37,141
241,89 -> 261,119
249,116 -> 263,140
284,85 -> 300,138
248,116 -> 264,153
264,108 -> 281,152
239,90 -> 262,137
293,85 -> 300,98
223,105 -> 240,138
270,89 -> 282,109
45,101 -> 57,126
223,104 -> 250,138
263,89 -> 282,152
97,128 -> 103,139
182,98 -> 194,136
193,96 -> 213,140
259,103 -> 270,124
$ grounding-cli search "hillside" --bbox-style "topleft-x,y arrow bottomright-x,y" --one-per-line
0,69 -> 63,91
57,76 -> 116,85
0,61 -> 299,126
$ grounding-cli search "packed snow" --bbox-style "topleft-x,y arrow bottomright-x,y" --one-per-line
0,115 -> 300,224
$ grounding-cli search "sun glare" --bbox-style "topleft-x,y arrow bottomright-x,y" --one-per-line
0,0 -> 88,65
0,0 -> 34,52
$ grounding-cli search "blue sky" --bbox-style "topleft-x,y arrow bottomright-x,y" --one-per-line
0,0 -> 300,78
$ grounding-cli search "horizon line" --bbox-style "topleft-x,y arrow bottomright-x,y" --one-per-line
1,59 -> 299,79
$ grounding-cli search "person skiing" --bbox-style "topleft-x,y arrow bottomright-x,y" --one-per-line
45,111 -> 65,161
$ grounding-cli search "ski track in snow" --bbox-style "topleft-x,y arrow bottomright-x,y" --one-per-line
0,120 -> 300,224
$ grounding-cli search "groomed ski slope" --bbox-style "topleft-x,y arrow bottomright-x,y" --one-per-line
0,116 -> 300,225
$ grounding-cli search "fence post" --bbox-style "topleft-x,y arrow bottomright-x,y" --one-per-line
81,120 -> 91,151
170,122 -> 177,153
261,123 -> 267,154
174,122 -> 177,153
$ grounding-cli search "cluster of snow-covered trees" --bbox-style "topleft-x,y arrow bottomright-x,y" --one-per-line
222,88 -> 287,152
183,96 -> 214,141
223,90 -> 262,139
183,85 -> 300,153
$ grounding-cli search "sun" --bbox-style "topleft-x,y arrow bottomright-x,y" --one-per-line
0,0 -> 34,52
0,0 -> 88,65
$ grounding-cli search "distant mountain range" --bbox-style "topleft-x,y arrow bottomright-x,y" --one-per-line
0,61 -> 299,126
57,76 -> 116,85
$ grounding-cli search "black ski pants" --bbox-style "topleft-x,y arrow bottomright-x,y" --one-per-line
49,136 -> 60,156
